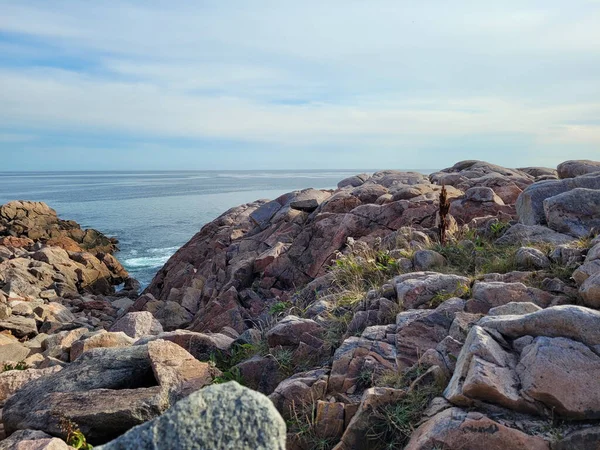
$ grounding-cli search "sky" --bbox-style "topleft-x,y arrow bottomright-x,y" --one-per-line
1,1 -> 599,171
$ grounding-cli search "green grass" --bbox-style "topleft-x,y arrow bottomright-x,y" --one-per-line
286,400 -> 338,450
367,384 -> 442,449
2,361 -> 28,372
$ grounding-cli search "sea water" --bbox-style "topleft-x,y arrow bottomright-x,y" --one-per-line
0,170 -> 384,287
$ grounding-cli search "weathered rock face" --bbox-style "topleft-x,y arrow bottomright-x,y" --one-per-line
544,188 -> 600,238
516,171 -> 600,232
557,160 -> 600,179
0,201 -> 117,254
140,161 -> 537,333
445,306 -> 600,422
95,382 -> 286,450
405,408 -> 550,450
2,345 -> 167,443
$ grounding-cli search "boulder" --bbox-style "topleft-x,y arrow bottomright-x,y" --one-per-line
393,272 -> 470,310
544,188 -> 600,237
0,343 -> 31,363
412,250 -> 446,271
0,430 -> 71,450
517,336 -> 600,419
269,369 -> 329,419
557,160 -> 600,179
109,311 -> 163,339
487,302 -> 542,316
338,174 -> 370,189
516,173 -> 600,225
147,339 -> 219,402
135,330 -> 234,361
0,366 -> 62,404
580,272 -> 600,308
479,305 -> 600,346
95,382 -> 286,450
328,326 -> 397,395
3,345 -> 167,442
554,427 -> 600,450
405,408 -> 550,450
466,281 -> 556,314
70,331 -> 135,361
266,316 -> 324,348
495,224 -> 576,246
234,355 -> 281,395
515,247 -> 550,270
0,316 -> 37,338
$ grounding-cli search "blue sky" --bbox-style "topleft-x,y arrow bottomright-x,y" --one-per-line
1,1 -> 599,170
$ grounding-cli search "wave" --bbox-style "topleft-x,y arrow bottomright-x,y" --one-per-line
121,246 -> 181,269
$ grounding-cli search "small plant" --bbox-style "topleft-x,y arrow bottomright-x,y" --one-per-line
287,400 -> 337,450
489,220 -> 510,238
269,301 -> 291,316
2,361 -> 28,372
367,384 -> 441,449
357,366 -> 374,390
212,367 -> 244,385
271,347 -> 295,377
59,416 -> 93,450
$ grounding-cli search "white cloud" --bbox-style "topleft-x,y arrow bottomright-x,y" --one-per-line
1,0 -> 599,167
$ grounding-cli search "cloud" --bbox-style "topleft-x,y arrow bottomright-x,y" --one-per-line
1,0 -> 599,169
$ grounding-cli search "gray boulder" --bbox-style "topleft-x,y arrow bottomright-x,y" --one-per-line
495,224 -> 576,246
515,247 -> 550,270
544,188 -> 600,237
557,160 -> 600,179
516,173 -> 600,225
109,311 -> 163,339
96,382 -> 286,450
3,345 -> 167,443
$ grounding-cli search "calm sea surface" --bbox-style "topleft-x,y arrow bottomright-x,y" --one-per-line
0,170 -> 421,287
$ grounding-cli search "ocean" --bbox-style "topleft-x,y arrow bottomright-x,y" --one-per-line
0,170 -> 390,287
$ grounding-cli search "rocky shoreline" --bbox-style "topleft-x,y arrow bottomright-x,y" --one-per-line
1,159 -> 600,449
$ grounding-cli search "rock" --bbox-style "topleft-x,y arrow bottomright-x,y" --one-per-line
405,408 -> 550,450
496,224 -> 577,246
515,247 -> 551,270
587,243 -> 600,263
488,302 -> 542,316
443,326 -> 535,412
269,369 -> 329,419
338,174 -> 370,189
516,173 -> 600,225
412,250 -> 446,271
0,366 -> 62,404
0,316 -> 37,338
0,430 -> 71,450
554,427 -> 600,450
70,331 -> 135,361
328,327 -> 397,395
544,188 -> 600,238
109,311 -> 163,339
335,387 -> 406,450
314,401 -> 345,441
153,301 -> 194,330
234,355 -> 280,395
147,339 -> 219,402
95,382 -> 286,450
479,305 -> 600,346
266,316 -> 324,348
518,336 -> 600,419
3,345 -> 167,442
136,330 -> 234,361
33,303 -> 76,324
557,160 -> 600,178
0,343 -> 31,363
580,272 -> 600,309
466,281 -> 556,314
393,272 -> 470,309
395,298 -> 465,369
